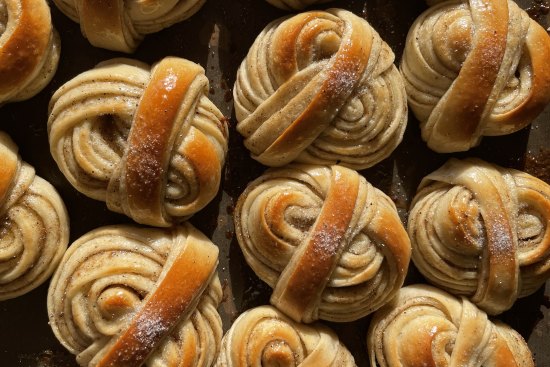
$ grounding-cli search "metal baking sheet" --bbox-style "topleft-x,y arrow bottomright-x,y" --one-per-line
0,0 -> 548,365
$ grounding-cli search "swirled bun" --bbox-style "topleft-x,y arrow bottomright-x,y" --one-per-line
216,305 -> 356,366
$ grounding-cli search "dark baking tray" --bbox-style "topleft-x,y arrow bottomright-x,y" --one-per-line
0,0 -> 548,365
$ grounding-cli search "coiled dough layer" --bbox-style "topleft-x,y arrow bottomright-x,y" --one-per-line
234,9 -> 407,170
235,164 -> 411,323
48,223 -> 223,367
48,57 -> 228,227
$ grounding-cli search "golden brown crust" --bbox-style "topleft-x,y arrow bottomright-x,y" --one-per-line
271,166 -> 360,321
0,0 -> 50,95
182,128 -> 222,202
496,21 -> 550,130
80,0 -> 129,51
368,204 -> 411,277
408,158 -> 550,314
0,0 -> 59,103
264,12 -> 371,161
124,58 -> 203,226
426,0 -> 508,145
0,135 -> 18,205
402,0 -> 550,152
235,164 -> 411,323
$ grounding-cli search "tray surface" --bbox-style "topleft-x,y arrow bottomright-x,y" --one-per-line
0,0 -> 549,365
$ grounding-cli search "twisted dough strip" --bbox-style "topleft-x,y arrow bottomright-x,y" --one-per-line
234,9 -> 407,170
215,305 -> 356,367
265,0 -> 335,11
48,57 -> 228,227
408,158 -> 550,315
0,0 -> 60,105
401,0 -> 550,153
0,132 -> 69,300
52,0 -> 205,52
48,223 -> 223,367
235,164 -> 410,323
367,284 -> 534,367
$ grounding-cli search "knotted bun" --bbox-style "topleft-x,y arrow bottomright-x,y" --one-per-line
216,305 -> 356,367
48,57 -> 228,227
408,158 -> 550,314
367,284 -> 534,367
0,131 -> 68,300
52,0 -> 205,52
234,9 -> 407,170
48,223 -> 223,367
235,164 -> 411,323
401,0 -> 550,152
